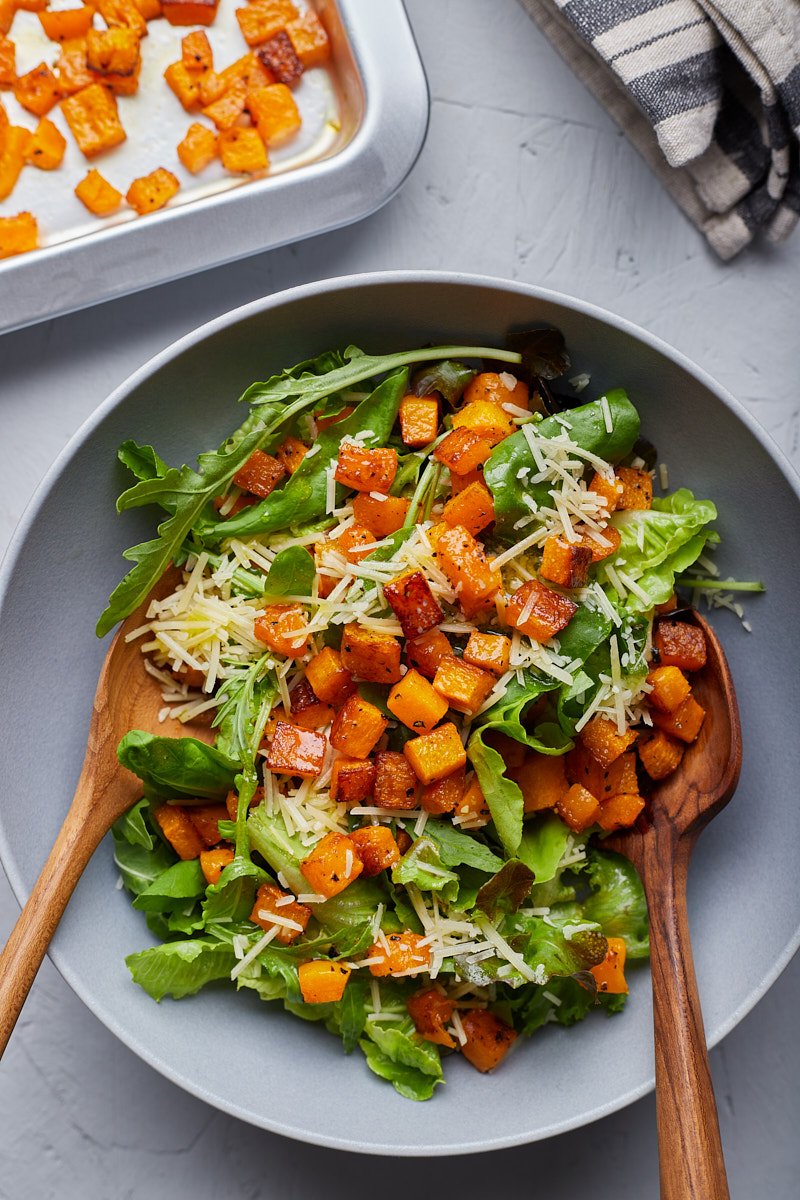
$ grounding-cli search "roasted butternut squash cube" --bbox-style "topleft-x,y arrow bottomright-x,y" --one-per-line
161,0 -> 219,25
434,426 -> 492,475
597,792 -> 645,831
153,804 -> 203,860
452,398 -> 515,447
182,29 -> 213,72
225,786 -> 263,821
177,121 -> 217,173
0,211 -> 37,258
399,394 -> 439,448
96,0 -> 148,35
275,435 -> 307,474
403,721 -> 466,785
203,79 -> 248,130
235,0 -> 298,46
100,59 -> 142,97
233,448 -> 285,497
217,50 -> 273,94
654,621 -> 707,672
511,751 -> 568,814
334,440 -> 397,494
388,668 -> 449,733
587,471 -> 622,513
87,28 -> 140,75
250,882 -> 310,943
299,960 -> 350,1003
219,125 -> 268,173
256,29 -> 303,85
506,579 -> 577,643
421,766 -> 465,814
579,715 -> 637,768
0,35 -> 15,88
464,371 -> 529,411
286,9 -> 330,67
572,523 -> 621,563
442,480 -> 495,536
330,694 -> 387,759
24,117 -> 66,169
300,831 -> 362,897
330,757 -> 375,806
254,603 -> 308,658
463,631 -> 511,676
164,60 -> 205,110
638,729 -> 684,780
435,525 -> 500,615
286,678 -> 334,730
459,1009 -> 517,1072
454,776 -> 490,826
14,62 -> 61,116
352,492 -> 409,538
304,648 -> 355,709
566,744 -> 638,799
374,750 -> 419,809
647,665 -> 691,713
368,931 -> 431,978
555,784 -> 600,833
350,826 -> 401,876
406,987 -> 456,1048
0,0 -> 11,35
341,623 -> 402,684
9,0 -> 47,12
185,803 -> 228,847
589,936 -> 628,994
74,168 -> 122,214
0,126 -> 30,199
652,695 -> 706,744
325,522 -> 377,564
133,0 -> 163,19
449,467 -> 485,495
485,729 -> 529,772
433,657 -> 495,716
55,41 -> 94,97
265,720 -> 326,777
200,846 -> 234,886
383,569 -> 443,639
540,535 -> 592,589
39,7 -> 93,42
61,84 -> 126,158
406,628 -> 452,680
616,466 -> 652,510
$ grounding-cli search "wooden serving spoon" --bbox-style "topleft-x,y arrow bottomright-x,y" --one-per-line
0,568 -> 212,1058
605,610 -> 742,1200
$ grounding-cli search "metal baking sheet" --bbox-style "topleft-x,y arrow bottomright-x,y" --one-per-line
0,0 -> 428,335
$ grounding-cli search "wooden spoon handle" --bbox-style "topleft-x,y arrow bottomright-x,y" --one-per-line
645,824 -> 729,1200
0,796 -> 106,1058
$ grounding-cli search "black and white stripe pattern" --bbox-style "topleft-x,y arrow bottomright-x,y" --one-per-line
519,0 -> 800,258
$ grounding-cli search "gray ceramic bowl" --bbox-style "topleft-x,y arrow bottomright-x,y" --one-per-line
1,273 -> 798,1155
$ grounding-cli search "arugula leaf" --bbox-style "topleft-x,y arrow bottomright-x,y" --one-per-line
582,849 -> 649,958
262,546 -> 315,598
112,826 -> 175,896
212,656 -> 276,769
117,731 -> 239,799
204,371 -> 409,542
408,816 -> 503,874
118,440 -> 169,484
410,360 -> 476,404
330,975 -> 369,1054
201,857 -> 268,925
126,938 -> 237,1001
391,838 -> 459,903
244,344 -> 521,411
475,860 -> 534,919
97,389 -> 322,635
485,390 -> 640,541
132,858 -> 206,913
113,796 -> 154,850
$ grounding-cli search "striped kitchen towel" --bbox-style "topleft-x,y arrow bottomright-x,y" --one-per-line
518,0 -> 800,258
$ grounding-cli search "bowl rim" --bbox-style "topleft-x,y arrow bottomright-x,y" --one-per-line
1,269 -> 799,1155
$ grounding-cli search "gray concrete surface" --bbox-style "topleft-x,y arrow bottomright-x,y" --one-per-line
1,1 -> 798,1196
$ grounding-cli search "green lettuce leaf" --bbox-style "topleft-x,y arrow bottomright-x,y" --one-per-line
201,857 -> 268,925
392,837 -> 459,903
132,859 -> 206,913
126,938 -> 237,1001
117,731 -> 239,799
262,545 -> 315,598
410,816 -> 503,875
582,849 -> 649,958
112,826 -> 175,896
475,860 -> 534,919
517,813 -> 572,885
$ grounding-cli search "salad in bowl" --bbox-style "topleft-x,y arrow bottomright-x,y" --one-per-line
103,329 -> 729,1100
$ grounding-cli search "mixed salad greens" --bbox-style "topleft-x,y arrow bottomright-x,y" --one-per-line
103,328 -> 741,1100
